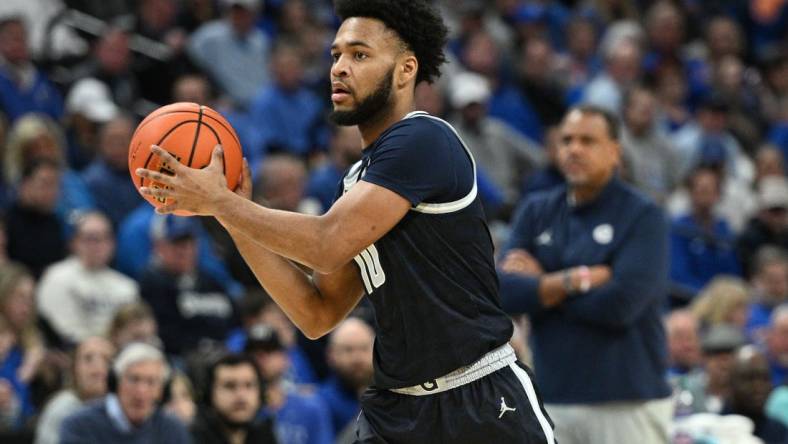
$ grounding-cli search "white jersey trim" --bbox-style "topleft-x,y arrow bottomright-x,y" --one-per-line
402,111 -> 479,214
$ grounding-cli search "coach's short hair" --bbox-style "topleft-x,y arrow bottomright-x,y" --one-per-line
334,0 -> 448,84
565,105 -> 621,141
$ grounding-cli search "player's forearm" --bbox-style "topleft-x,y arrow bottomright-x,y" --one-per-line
226,225 -> 343,339
214,191 -> 350,273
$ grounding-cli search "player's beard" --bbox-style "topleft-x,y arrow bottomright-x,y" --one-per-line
330,66 -> 394,127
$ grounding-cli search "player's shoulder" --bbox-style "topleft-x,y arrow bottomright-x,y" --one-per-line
379,113 -> 454,146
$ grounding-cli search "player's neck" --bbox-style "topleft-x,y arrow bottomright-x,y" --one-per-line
358,100 -> 414,146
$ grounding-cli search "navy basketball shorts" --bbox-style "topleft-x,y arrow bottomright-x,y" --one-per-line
354,360 -> 555,443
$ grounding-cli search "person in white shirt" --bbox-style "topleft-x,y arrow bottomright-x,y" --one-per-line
37,211 -> 138,345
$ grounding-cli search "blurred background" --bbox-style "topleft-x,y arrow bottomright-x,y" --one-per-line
0,0 -> 786,443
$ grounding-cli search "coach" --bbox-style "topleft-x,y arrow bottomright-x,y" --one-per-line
499,105 -> 672,443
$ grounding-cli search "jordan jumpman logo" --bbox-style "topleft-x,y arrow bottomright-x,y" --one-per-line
498,397 -> 517,419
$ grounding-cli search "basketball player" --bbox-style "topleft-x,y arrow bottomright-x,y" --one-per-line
136,1 -> 554,442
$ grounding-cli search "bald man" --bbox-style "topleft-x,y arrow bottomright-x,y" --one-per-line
665,309 -> 702,376
317,317 -> 375,435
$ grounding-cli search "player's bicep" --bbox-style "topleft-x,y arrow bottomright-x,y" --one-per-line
322,180 -> 411,263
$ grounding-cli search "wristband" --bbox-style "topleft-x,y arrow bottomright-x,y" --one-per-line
577,266 -> 591,293
561,269 -> 573,294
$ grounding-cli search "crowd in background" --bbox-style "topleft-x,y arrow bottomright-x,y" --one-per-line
0,0 -> 786,443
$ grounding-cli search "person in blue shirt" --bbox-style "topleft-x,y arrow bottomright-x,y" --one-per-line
305,125 -> 361,214
0,18 -> 63,123
499,105 -> 672,444
247,41 -> 329,161
248,325 -> 333,444
670,165 -> 741,300
135,0 -> 554,442
317,317 -> 374,436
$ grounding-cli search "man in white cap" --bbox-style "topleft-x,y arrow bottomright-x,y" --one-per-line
738,176 -> 788,276
64,77 -> 119,169
448,71 -> 544,208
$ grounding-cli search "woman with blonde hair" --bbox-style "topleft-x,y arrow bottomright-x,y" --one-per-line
691,276 -> 752,331
0,264 -> 44,429
3,113 -> 94,223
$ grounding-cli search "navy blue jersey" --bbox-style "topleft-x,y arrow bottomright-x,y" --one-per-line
333,111 -> 513,389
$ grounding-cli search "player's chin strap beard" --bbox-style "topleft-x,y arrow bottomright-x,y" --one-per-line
330,66 -> 395,127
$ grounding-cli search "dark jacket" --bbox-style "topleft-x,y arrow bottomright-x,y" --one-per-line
191,407 -> 277,444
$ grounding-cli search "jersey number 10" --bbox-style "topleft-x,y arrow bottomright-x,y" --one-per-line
354,244 -> 386,294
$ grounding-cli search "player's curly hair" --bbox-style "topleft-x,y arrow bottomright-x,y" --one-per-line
334,0 -> 448,84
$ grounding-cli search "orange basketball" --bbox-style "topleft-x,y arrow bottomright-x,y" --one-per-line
128,102 -> 243,216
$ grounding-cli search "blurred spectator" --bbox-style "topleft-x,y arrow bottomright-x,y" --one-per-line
316,317 -> 373,437
36,211 -> 138,345
643,1 -> 686,77
653,63 -> 692,133
754,144 -> 786,183
133,0 -> 194,106
499,106 -> 671,443
555,14 -> 600,91
226,290 -> 317,385
738,177 -> 788,276
191,354 -> 276,444
669,166 -> 741,300
5,159 -> 67,278
414,81 -> 448,119
0,17 -> 63,122
254,155 -> 310,213
0,264 -> 43,429
115,203 -> 241,295
304,125 -> 361,214
713,55 -> 764,153
671,93 -> 755,190
582,36 -> 642,114
63,78 -> 120,171
68,27 -> 139,112
187,0 -> 270,109
248,41 -> 328,162
723,345 -> 788,443
461,29 -> 543,142
140,215 -> 236,357
766,305 -> 788,387
674,324 -> 747,416
759,52 -> 788,126
448,71 -> 544,206
666,309 -> 702,377
248,325 -> 332,444
59,342 -> 191,443
81,114 -> 144,227
521,124 -> 565,195
34,337 -> 114,444
746,247 -> 788,343
4,114 -> 95,231
691,276 -> 751,332
164,371 -> 196,426
620,85 -> 681,203
516,37 -> 566,130
107,302 -> 160,351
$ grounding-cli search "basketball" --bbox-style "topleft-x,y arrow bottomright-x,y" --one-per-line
128,102 -> 243,216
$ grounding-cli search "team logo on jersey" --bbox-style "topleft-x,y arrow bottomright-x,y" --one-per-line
536,230 -> 552,246
593,224 -> 614,245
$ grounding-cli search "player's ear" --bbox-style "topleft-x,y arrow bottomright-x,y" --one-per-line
397,55 -> 418,88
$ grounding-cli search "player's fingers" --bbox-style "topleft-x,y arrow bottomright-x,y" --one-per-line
140,186 -> 174,200
136,168 -> 176,185
208,145 -> 224,171
155,203 -> 178,214
150,145 -> 183,172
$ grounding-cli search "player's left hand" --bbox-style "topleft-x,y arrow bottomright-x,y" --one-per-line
136,144 -> 232,216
